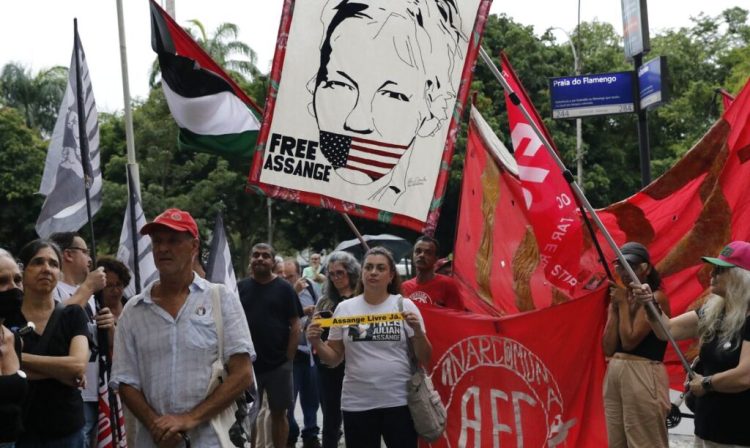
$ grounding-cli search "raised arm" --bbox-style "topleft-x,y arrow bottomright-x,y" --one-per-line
633,283 -> 698,341
307,321 -> 345,367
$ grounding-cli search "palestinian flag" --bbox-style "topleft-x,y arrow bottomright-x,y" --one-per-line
149,0 -> 261,159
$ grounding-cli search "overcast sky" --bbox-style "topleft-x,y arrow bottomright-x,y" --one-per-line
0,0 -> 742,113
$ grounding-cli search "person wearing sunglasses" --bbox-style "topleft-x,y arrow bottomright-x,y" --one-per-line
634,241 -> 750,447
602,242 -> 671,448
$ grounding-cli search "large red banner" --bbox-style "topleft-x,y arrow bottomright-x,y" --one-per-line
419,291 -> 608,447
455,78 -> 750,388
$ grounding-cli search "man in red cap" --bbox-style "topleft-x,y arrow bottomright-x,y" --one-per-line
111,208 -> 256,447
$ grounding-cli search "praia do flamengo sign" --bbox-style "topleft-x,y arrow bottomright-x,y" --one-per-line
549,71 -> 636,119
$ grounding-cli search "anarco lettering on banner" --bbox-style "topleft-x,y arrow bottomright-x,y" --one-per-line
431,335 -> 576,447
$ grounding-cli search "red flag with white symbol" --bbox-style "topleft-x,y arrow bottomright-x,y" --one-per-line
500,52 -> 588,293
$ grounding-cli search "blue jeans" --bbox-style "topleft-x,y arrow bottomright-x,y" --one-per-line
82,401 -> 98,448
287,351 -> 320,442
15,429 -> 85,448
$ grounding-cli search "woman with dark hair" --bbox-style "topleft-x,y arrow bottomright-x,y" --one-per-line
95,256 -> 132,320
602,242 -> 671,448
6,239 -> 89,447
313,250 -> 360,448
635,241 -> 750,447
307,247 -> 431,448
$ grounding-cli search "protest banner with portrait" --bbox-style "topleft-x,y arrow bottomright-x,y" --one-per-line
247,0 -> 493,232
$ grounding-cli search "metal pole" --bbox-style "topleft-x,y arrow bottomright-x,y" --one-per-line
165,0 -> 175,18
479,46 -> 692,375
634,53 -> 651,186
553,27 -> 584,189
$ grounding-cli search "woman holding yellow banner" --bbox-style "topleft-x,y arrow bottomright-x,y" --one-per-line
307,246 -> 431,448
313,251 -> 360,448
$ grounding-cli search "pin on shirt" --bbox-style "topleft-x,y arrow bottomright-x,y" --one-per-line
196,306 -> 206,316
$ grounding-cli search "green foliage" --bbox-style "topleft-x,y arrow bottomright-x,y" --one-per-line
0,63 -> 67,135
0,107 -> 47,252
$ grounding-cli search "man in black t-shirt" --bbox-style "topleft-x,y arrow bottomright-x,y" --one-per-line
238,243 -> 302,448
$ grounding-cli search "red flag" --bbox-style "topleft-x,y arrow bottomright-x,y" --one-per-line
581,77 -> 750,388
500,53 -> 596,293
419,291 -> 608,447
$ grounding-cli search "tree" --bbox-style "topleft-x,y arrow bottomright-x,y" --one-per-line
0,107 -> 47,252
0,63 -> 67,135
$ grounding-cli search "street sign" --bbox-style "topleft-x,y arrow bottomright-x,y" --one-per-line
639,56 -> 669,110
621,0 -> 650,61
549,72 -> 636,119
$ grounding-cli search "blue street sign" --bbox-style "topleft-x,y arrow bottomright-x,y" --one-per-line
549,71 -> 636,119
639,56 -> 669,110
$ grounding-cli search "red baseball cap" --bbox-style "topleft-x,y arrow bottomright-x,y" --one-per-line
140,208 -> 198,239
702,241 -> 750,271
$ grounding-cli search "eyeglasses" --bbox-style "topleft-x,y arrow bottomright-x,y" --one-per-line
328,270 -> 347,279
711,266 -> 733,277
66,247 -> 90,256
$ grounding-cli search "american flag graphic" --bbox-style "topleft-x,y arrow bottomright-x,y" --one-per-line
319,131 -> 410,181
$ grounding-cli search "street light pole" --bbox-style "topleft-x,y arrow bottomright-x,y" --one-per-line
552,27 -> 584,190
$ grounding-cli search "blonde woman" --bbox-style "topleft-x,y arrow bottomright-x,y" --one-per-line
635,241 -> 750,447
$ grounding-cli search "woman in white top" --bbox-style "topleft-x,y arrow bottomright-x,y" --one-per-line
307,246 -> 431,448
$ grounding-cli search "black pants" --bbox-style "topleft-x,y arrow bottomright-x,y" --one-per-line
342,406 -> 417,448
316,358 -> 345,448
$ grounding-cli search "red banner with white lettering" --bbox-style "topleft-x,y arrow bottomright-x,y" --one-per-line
419,291 -> 608,447
456,78 -> 750,389
500,53 -> 597,293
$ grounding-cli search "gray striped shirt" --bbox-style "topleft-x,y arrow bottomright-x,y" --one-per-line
111,274 -> 255,447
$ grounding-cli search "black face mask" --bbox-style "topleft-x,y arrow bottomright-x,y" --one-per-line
0,288 -> 23,320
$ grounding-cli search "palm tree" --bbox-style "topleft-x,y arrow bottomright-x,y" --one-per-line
149,19 -> 261,88
0,63 -> 67,135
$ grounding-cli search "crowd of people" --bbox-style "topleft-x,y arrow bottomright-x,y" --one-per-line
2,207 -> 750,448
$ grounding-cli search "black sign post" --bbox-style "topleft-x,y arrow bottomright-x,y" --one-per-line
621,0 -> 652,186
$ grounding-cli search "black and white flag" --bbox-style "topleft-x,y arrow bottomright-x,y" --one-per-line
36,28 -> 102,238
116,166 -> 158,298
206,213 -> 238,296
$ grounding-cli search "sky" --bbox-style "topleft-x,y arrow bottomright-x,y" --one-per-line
0,0 -> 743,113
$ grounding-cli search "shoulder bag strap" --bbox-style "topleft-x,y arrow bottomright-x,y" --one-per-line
33,302 -> 65,355
210,285 -> 224,364
398,296 -> 418,373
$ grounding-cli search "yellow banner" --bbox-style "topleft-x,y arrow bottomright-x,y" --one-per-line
313,312 -> 405,328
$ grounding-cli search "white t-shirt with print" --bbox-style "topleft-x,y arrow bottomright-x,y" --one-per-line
328,294 -> 425,412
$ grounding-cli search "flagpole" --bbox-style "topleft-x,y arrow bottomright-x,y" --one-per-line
126,165 -> 142,294
116,0 -> 141,183
73,19 -> 98,268
340,214 -> 370,253
479,46 -> 693,376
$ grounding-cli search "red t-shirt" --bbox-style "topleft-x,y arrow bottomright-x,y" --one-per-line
401,274 -> 463,310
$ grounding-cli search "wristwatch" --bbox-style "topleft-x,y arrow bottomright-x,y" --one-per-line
701,375 -> 714,392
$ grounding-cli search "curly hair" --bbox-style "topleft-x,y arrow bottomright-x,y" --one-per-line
96,256 -> 132,288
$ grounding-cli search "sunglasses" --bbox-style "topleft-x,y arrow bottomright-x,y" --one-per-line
711,266 -> 733,277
